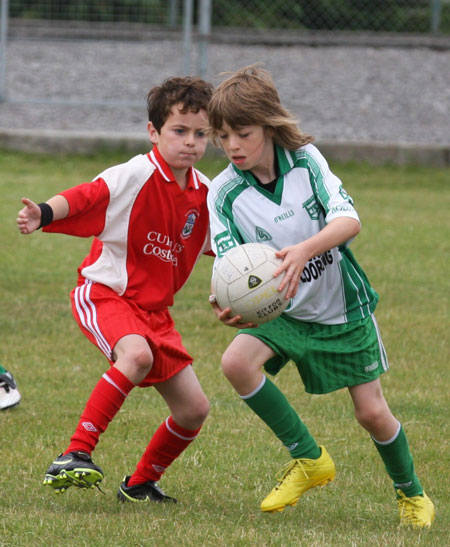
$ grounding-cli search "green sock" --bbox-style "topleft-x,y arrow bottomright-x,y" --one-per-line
0,365 -> 7,374
372,423 -> 423,497
241,376 -> 320,459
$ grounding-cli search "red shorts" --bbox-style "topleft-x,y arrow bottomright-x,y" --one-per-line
70,280 -> 193,387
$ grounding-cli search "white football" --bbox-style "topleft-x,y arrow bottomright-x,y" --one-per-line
212,242 -> 289,324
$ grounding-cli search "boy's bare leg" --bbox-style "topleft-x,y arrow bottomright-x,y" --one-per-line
117,366 -> 209,503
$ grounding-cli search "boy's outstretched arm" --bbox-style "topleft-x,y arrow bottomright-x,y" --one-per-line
17,195 -> 69,234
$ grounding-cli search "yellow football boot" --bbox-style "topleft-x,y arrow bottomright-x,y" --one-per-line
397,490 -> 435,528
261,445 -> 335,513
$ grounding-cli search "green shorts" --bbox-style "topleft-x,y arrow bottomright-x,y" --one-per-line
238,314 -> 389,395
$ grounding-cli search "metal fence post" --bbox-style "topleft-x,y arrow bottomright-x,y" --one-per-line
198,0 -> 212,79
0,0 -> 8,102
182,0 -> 194,75
431,0 -> 442,34
168,0 -> 178,27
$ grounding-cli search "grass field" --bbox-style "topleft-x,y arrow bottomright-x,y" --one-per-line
0,149 -> 449,546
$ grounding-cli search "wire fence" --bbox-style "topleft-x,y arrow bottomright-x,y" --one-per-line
5,0 -> 450,32
213,0 -> 449,33
1,0 -> 449,105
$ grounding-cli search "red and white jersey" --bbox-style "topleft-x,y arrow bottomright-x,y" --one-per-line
44,146 -> 210,311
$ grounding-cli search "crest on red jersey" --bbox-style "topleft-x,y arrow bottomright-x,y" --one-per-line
181,209 -> 199,239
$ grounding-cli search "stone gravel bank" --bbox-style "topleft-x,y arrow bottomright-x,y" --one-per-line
0,33 -> 449,164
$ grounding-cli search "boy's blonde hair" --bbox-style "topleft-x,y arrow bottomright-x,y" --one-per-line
208,65 -> 313,150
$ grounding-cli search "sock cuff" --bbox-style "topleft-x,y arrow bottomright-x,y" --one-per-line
104,367 -> 135,396
240,375 -> 267,400
166,416 -> 201,441
372,420 -> 401,445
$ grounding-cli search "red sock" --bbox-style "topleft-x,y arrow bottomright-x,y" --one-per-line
128,416 -> 201,485
64,367 -> 134,455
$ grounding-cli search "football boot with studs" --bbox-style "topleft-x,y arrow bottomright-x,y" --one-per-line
43,451 -> 104,493
261,445 -> 335,513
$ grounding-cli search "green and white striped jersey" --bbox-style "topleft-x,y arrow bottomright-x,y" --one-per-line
207,143 -> 379,325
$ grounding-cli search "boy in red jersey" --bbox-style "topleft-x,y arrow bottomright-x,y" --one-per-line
16,76 -> 213,503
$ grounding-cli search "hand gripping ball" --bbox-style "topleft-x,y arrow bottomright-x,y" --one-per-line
211,243 -> 289,324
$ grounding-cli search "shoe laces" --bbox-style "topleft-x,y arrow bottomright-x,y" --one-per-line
95,483 -> 106,494
397,491 -> 428,524
0,379 -> 11,393
275,459 -> 309,487
0,372 -> 16,392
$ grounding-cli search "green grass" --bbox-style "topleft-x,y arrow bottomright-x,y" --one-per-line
1,149 -> 449,546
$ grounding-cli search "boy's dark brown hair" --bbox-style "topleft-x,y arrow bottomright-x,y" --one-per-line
208,65 -> 313,150
147,76 -> 214,132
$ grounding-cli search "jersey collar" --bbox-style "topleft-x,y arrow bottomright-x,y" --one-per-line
230,144 -> 292,205
147,146 -> 199,190
231,144 -> 294,182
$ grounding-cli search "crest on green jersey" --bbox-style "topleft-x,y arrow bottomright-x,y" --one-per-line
214,230 -> 236,257
339,186 -> 353,203
302,196 -> 320,220
255,226 -> 272,242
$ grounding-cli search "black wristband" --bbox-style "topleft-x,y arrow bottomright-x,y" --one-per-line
38,202 -> 54,229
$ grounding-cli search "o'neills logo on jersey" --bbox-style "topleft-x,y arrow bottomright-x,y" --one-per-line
143,231 -> 184,265
181,209 -> 199,239
300,251 -> 333,283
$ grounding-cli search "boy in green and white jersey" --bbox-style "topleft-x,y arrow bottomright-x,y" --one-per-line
207,65 -> 434,528
210,143 -> 378,327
